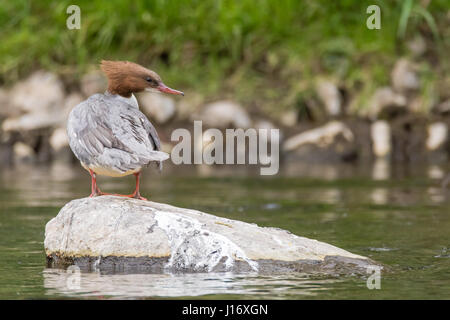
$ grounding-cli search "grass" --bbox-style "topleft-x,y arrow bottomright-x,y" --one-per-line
0,0 -> 448,116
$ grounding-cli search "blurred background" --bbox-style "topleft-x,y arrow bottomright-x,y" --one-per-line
0,0 -> 449,169
0,0 -> 449,299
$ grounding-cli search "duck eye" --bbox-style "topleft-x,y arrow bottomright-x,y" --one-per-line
146,77 -> 153,83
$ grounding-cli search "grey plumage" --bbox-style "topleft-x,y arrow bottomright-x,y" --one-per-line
67,92 -> 169,175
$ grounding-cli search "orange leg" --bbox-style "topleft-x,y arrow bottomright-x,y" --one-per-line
89,169 -> 100,197
128,171 -> 147,200
88,169 -> 147,200
111,172 -> 147,200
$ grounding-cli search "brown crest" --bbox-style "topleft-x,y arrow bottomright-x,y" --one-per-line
100,60 -> 161,97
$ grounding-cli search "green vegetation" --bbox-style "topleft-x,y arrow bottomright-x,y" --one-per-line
0,0 -> 448,116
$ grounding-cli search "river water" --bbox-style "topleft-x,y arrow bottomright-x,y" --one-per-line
0,160 -> 449,299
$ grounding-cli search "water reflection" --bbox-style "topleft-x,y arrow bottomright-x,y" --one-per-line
282,162 -> 339,180
43,269 -> 340,299
1,161 -> 448,210
370,188 -> 388,205
0,161 -> 449,299
372,158 -> 390,181
0,162 -> 77,207
427,165 -> 445,180
427,187 -> 446,204
320,188 -> 342,204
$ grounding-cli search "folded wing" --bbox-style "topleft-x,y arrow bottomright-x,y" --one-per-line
67,94 -> 169,174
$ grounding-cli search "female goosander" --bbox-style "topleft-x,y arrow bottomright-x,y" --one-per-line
67,60 -> 184,200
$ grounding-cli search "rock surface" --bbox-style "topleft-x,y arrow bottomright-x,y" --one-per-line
407,36 -> 426,57
50,127 -> 69,152
196,100 -> 251,128
435,99 -> 450,114
283,121 -> 354,152
391,58 -> 420,93
366,87 -> 406,120
315,79 -> 342,116
80,71 -> 107,97
2,89 -> 82,133
283,121 -> 356,163
13,142 -> 35,161
280,110 -> 298,127
426,122 -> 448,151
44,196 -> 379,275
371,120 -> 391,157
9,71 -> 65,114
138,93 -> 177,124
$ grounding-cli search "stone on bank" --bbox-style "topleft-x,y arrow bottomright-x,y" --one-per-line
45,196 -> 380,275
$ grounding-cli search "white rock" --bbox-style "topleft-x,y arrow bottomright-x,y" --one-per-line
2,112 -> 63,132
50,127 -> 69,151
370,188 -> 388,205
80,71 -> 107,97
197,101 -> 251,128
407,36 -> 426,57
1,77 -> 83,133
10,71 -> 65,114
283,121 -> 354,152
254,120 -> 281,142
316,79 -> 342,116
138,93 -> 176,123
2,92 -> 83,133
44,196 -> 376,274
367,87 -> 406,119
435,100 -> 450,114
13,142 -> 34,160
280,110 -> 297,127
391,59 -> 420,93
62,93 -> 84,123
0,88 -> 21,118
176,92 -> 202,121
372,158 -> 390,180
409,96 -> 425,113
254,120 -> 276,131
427,165 -> 445,180
426,122 -> 448,151
371,120 -> 391,157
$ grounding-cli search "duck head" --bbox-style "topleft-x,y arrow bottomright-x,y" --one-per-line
100,60 -> 184,98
